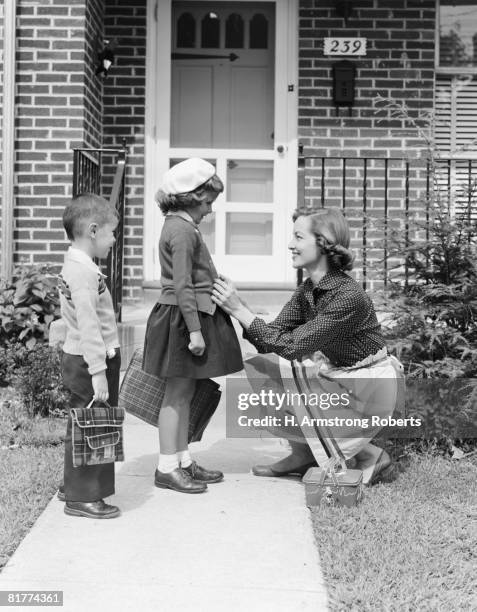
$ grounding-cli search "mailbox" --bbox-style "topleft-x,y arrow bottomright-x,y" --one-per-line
332,60 -> 356,115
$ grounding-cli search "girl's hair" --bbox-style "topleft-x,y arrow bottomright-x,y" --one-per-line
156,174 -> 224,215
293,207 -> 355,271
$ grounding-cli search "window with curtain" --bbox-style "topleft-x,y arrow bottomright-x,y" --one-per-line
436,1 -> 477,156
435,2 -> 477,217
438,1 -> 477,68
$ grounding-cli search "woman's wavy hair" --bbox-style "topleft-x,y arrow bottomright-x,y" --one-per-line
156,174 -> 224,215
293,207 -> 355,271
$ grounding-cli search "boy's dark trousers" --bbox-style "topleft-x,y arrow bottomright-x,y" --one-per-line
61,351 -> 121,502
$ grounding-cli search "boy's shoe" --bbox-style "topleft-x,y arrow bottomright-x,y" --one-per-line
154,468 -> 207,493
57,488 -> 66,502
183,461 -> 224,483
64,500 -> 121,519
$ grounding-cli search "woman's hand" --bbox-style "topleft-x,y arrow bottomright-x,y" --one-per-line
211,277 -> 242,314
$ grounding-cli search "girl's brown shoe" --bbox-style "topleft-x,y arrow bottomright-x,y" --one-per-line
183,461 -> 224,483
154,467 -> 207,493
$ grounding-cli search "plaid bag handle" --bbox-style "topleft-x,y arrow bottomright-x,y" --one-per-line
84,398 -> 113,410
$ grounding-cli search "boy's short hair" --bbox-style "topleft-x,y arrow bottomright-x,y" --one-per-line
63,193 -> 119,241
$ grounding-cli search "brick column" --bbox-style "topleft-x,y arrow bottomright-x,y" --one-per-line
14,0 -> 104,269
103,0 -> 147,301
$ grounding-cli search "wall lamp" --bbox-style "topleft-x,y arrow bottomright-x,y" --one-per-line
334,0 -> 354,25
95,39 -> 118,79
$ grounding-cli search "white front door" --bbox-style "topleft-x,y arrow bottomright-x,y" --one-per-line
144,0 -> 298,284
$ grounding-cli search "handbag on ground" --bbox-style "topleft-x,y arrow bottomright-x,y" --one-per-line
119,348 -> 221,443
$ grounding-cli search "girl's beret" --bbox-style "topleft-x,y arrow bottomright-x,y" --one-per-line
161,158 -> 215,195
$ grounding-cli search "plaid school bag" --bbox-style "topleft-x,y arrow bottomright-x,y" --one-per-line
119,348 -> 221,442
70,399 -> 125,468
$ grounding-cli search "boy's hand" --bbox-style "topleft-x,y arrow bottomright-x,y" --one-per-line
188,330 -> 205,356
92,371 -> 109,402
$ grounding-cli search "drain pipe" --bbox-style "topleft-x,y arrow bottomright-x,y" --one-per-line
1,0 -> 16,281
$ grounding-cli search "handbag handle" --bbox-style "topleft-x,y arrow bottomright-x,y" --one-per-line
318,458 -> 345,488
84,398 -> 112,410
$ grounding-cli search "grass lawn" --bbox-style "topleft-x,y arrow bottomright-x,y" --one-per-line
312,454 -> 477,611
0,389 -> 64,571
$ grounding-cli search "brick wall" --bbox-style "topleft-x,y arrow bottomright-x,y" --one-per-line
84,0 -> 104,147
0,1 -> 4,268
103,0 -> 147,301
298,0 -> 437,288
13,0 -> 104,270
5,0 -> 440,292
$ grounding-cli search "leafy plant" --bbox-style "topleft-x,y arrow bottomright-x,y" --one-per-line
374,96 -> 477,378
0,265 -> 60,350
374,97 -> 477,448
0,341 -> 28,387
11,343 -> 69,418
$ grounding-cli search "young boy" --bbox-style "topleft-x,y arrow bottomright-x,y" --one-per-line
58,193 -> 121,519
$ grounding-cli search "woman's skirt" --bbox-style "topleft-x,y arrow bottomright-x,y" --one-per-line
244,349 -> 405,467
143,303 -> 243,379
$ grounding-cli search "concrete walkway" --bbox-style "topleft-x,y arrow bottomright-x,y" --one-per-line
0,378 -> 328,612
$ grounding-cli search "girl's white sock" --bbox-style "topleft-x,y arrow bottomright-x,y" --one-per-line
158,453 -> 179,473
177,449 -> 193,468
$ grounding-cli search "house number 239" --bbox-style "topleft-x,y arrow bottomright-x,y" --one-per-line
324,38 -> 367,56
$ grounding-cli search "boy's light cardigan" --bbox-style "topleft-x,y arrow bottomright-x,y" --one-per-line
59,246 -> 119,375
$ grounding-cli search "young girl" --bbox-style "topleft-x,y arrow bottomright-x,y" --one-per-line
143,158 -> 243,493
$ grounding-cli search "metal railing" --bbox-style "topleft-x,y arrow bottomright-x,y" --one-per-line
296,144 -> 477,290
72,141 -> 127,321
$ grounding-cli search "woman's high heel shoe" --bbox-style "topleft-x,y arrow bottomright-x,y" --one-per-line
364,450 -> 393,487
252,461 -> 316,477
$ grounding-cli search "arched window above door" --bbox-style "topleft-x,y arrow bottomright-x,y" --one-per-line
226,13 -> 244,48
177,12 -> 195,48
201,13 -> 220,48
250,13 -> 268,49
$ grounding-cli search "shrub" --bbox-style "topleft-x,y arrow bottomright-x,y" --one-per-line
380,219 -> 477,380
0,341 -> 28,387
374,97 -> 477,449
374,96 -> 477,378
0,264 -> 60,350
0,264 -> 67,415
12,343 -> 69,418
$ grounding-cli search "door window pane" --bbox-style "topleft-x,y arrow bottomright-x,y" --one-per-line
200,212 -> 215,254
201,13 -> 220,48
227,160 -> 273,202
439,1 -> 477,67
226,212 -> 272,255
177,13 -> 196,48
226,13 -> 244,48
250,13 -> 268,49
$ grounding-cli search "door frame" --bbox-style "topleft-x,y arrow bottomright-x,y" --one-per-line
144,0 -> 298,284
